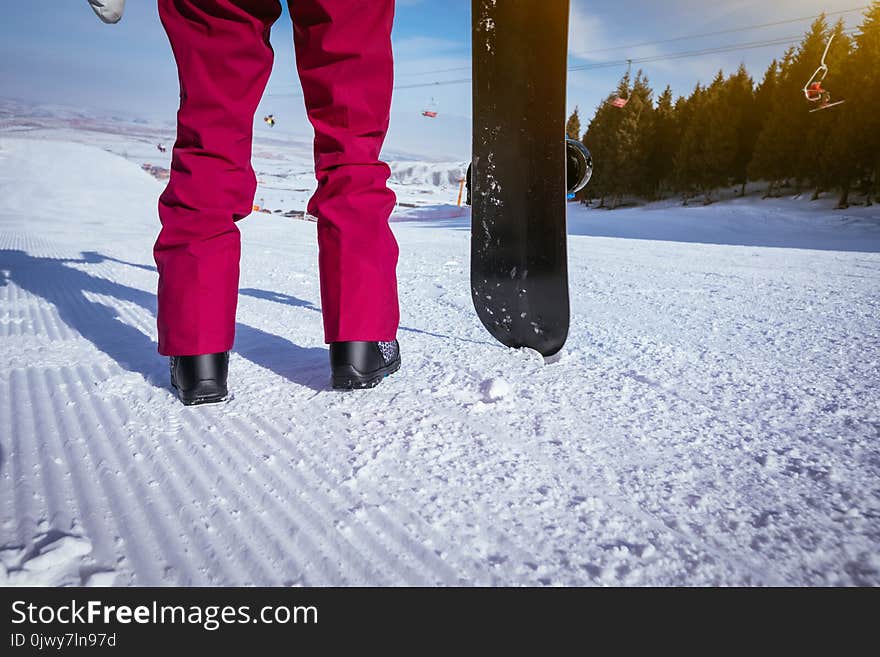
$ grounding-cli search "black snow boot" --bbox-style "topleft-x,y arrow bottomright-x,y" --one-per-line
330,340 -> 401,390
169,352 -> 230,406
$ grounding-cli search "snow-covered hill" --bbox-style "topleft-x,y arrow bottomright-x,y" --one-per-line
1,132 -> 878,586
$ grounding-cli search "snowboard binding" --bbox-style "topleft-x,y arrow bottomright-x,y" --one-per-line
566,138 -> 593,197
464,138 -> 593,206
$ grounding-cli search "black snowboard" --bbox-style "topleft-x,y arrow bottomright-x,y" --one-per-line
470,0 -> 570,357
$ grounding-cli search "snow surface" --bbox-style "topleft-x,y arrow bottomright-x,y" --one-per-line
1,126 -> 879,586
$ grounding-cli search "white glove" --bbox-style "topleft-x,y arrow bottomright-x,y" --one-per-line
88,0 -> 126,24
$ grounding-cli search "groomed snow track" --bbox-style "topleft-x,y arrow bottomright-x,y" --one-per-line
1,136 -> 878,586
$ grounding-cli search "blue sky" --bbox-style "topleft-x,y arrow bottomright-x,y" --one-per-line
0,0 -> 866,158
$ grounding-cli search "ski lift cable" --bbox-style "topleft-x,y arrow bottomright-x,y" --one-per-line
265,27 -> 861,97
391,5 -> 869,80
569,30 -> 860,72
567,5 -> 868,59
391,30 -> 860,91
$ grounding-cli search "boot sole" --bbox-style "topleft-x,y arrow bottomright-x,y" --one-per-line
171,382 -> 229,406
178,393 -> 229,406
332,357 -> 401,390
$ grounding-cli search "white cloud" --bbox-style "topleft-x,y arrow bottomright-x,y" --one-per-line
568,0 -> 610,60
568,0 -> 665,64
393,35 -> 463,57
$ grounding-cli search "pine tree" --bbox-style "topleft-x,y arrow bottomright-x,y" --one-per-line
582,68 -> 632,207
582,98 -> 619,206
749,50 -> 794,196
673,83 -> 709,202
616,70 -> 654,202
746,60 -> 779,195
831,2 -> 880,206
675,73 -> 742,203
701,70 -> 744,200
566,106 -> 582,140
643,86 -> 678,199
727,64 -> 756,195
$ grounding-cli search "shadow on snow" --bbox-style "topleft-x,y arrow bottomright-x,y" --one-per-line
0,250 -> 328,393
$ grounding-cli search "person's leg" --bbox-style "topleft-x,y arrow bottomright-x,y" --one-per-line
288,0 -> 399,343
156,0 -> 282,356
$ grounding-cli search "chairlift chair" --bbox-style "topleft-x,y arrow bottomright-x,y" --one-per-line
804,35 -> 845,112
610,59 -> 633,109
422,97 -> 439,118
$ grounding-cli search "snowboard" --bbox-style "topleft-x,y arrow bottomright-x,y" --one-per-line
470,0 -> 571,357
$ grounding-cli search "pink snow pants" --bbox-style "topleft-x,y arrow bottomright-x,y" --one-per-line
155,0 -> 399,356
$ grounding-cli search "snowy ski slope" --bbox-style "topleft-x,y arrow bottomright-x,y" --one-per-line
0,130 -> 878,586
